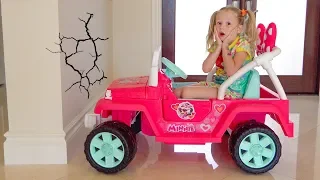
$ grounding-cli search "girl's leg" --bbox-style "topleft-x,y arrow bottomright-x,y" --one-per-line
180,86 -> 218,99
173,87 -> 183,97
173,82 -> 203,98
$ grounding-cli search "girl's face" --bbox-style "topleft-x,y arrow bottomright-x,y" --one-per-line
215,10 -> 242,41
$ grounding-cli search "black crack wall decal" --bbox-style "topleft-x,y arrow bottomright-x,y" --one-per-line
46,12 -> 109,99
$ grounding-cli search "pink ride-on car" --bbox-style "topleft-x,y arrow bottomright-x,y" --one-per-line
83,23 -> 294,175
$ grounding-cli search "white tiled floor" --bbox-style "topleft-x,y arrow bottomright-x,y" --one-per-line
0,85 -> 319,180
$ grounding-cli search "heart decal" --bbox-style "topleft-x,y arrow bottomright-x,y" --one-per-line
214,104 -> 226,113
200,124 -> 211,132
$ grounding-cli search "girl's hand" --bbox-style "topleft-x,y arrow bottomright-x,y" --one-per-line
222,28 -> 237,46
214,27 -> 222,46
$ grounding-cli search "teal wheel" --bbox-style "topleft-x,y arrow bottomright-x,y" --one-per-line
84,121 -> 136,174
232,123 -> 281,174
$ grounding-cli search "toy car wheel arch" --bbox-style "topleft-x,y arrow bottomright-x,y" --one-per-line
231,123 -> 281,174
84,122 -> 136,174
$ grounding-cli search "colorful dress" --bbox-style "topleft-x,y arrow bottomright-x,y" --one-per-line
199,35 -> 254,99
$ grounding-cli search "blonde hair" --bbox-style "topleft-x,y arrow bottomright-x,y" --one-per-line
206,6 -> 258,52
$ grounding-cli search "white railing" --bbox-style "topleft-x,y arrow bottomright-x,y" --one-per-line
149,46 -> 162,87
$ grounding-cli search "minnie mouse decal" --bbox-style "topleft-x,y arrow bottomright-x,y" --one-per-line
171,102 -> 196,120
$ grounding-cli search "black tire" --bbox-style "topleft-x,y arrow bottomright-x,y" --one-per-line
228,120 -> 256,159
96,120 -> 138,161
84,121 -> 137,174
104,121 -> 138,163
231,122 -> 281,174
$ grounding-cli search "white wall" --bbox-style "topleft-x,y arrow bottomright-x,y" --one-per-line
112,0 -> 153,79
0,2 -> 4,85
58,0 -> 113,128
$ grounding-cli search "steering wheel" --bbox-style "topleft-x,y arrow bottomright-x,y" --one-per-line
161,57 -> 188,79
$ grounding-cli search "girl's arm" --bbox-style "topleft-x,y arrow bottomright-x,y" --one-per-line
221,44 -> 247,77
202,45 -> 222,73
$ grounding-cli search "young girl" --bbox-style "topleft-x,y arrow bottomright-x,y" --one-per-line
174,6 -> 258,99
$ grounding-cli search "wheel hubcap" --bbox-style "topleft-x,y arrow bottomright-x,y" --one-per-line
250,144 -> 264,157
101,143 -> 113,156
238,132 -> 276,169
89,132 -> 125,168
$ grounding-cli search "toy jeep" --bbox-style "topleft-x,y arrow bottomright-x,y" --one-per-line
83,25 -> 294,175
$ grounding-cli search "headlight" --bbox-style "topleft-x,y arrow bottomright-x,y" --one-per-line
105,90 -> 112,99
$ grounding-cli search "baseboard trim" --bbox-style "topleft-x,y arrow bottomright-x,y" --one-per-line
3,131 -> 67,165
3,91 -> 106,165
64,91 -> 105,162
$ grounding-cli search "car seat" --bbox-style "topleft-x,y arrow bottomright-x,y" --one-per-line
205,67 -> 260,99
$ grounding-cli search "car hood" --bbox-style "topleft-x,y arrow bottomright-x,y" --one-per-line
108,76 -> 149,90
